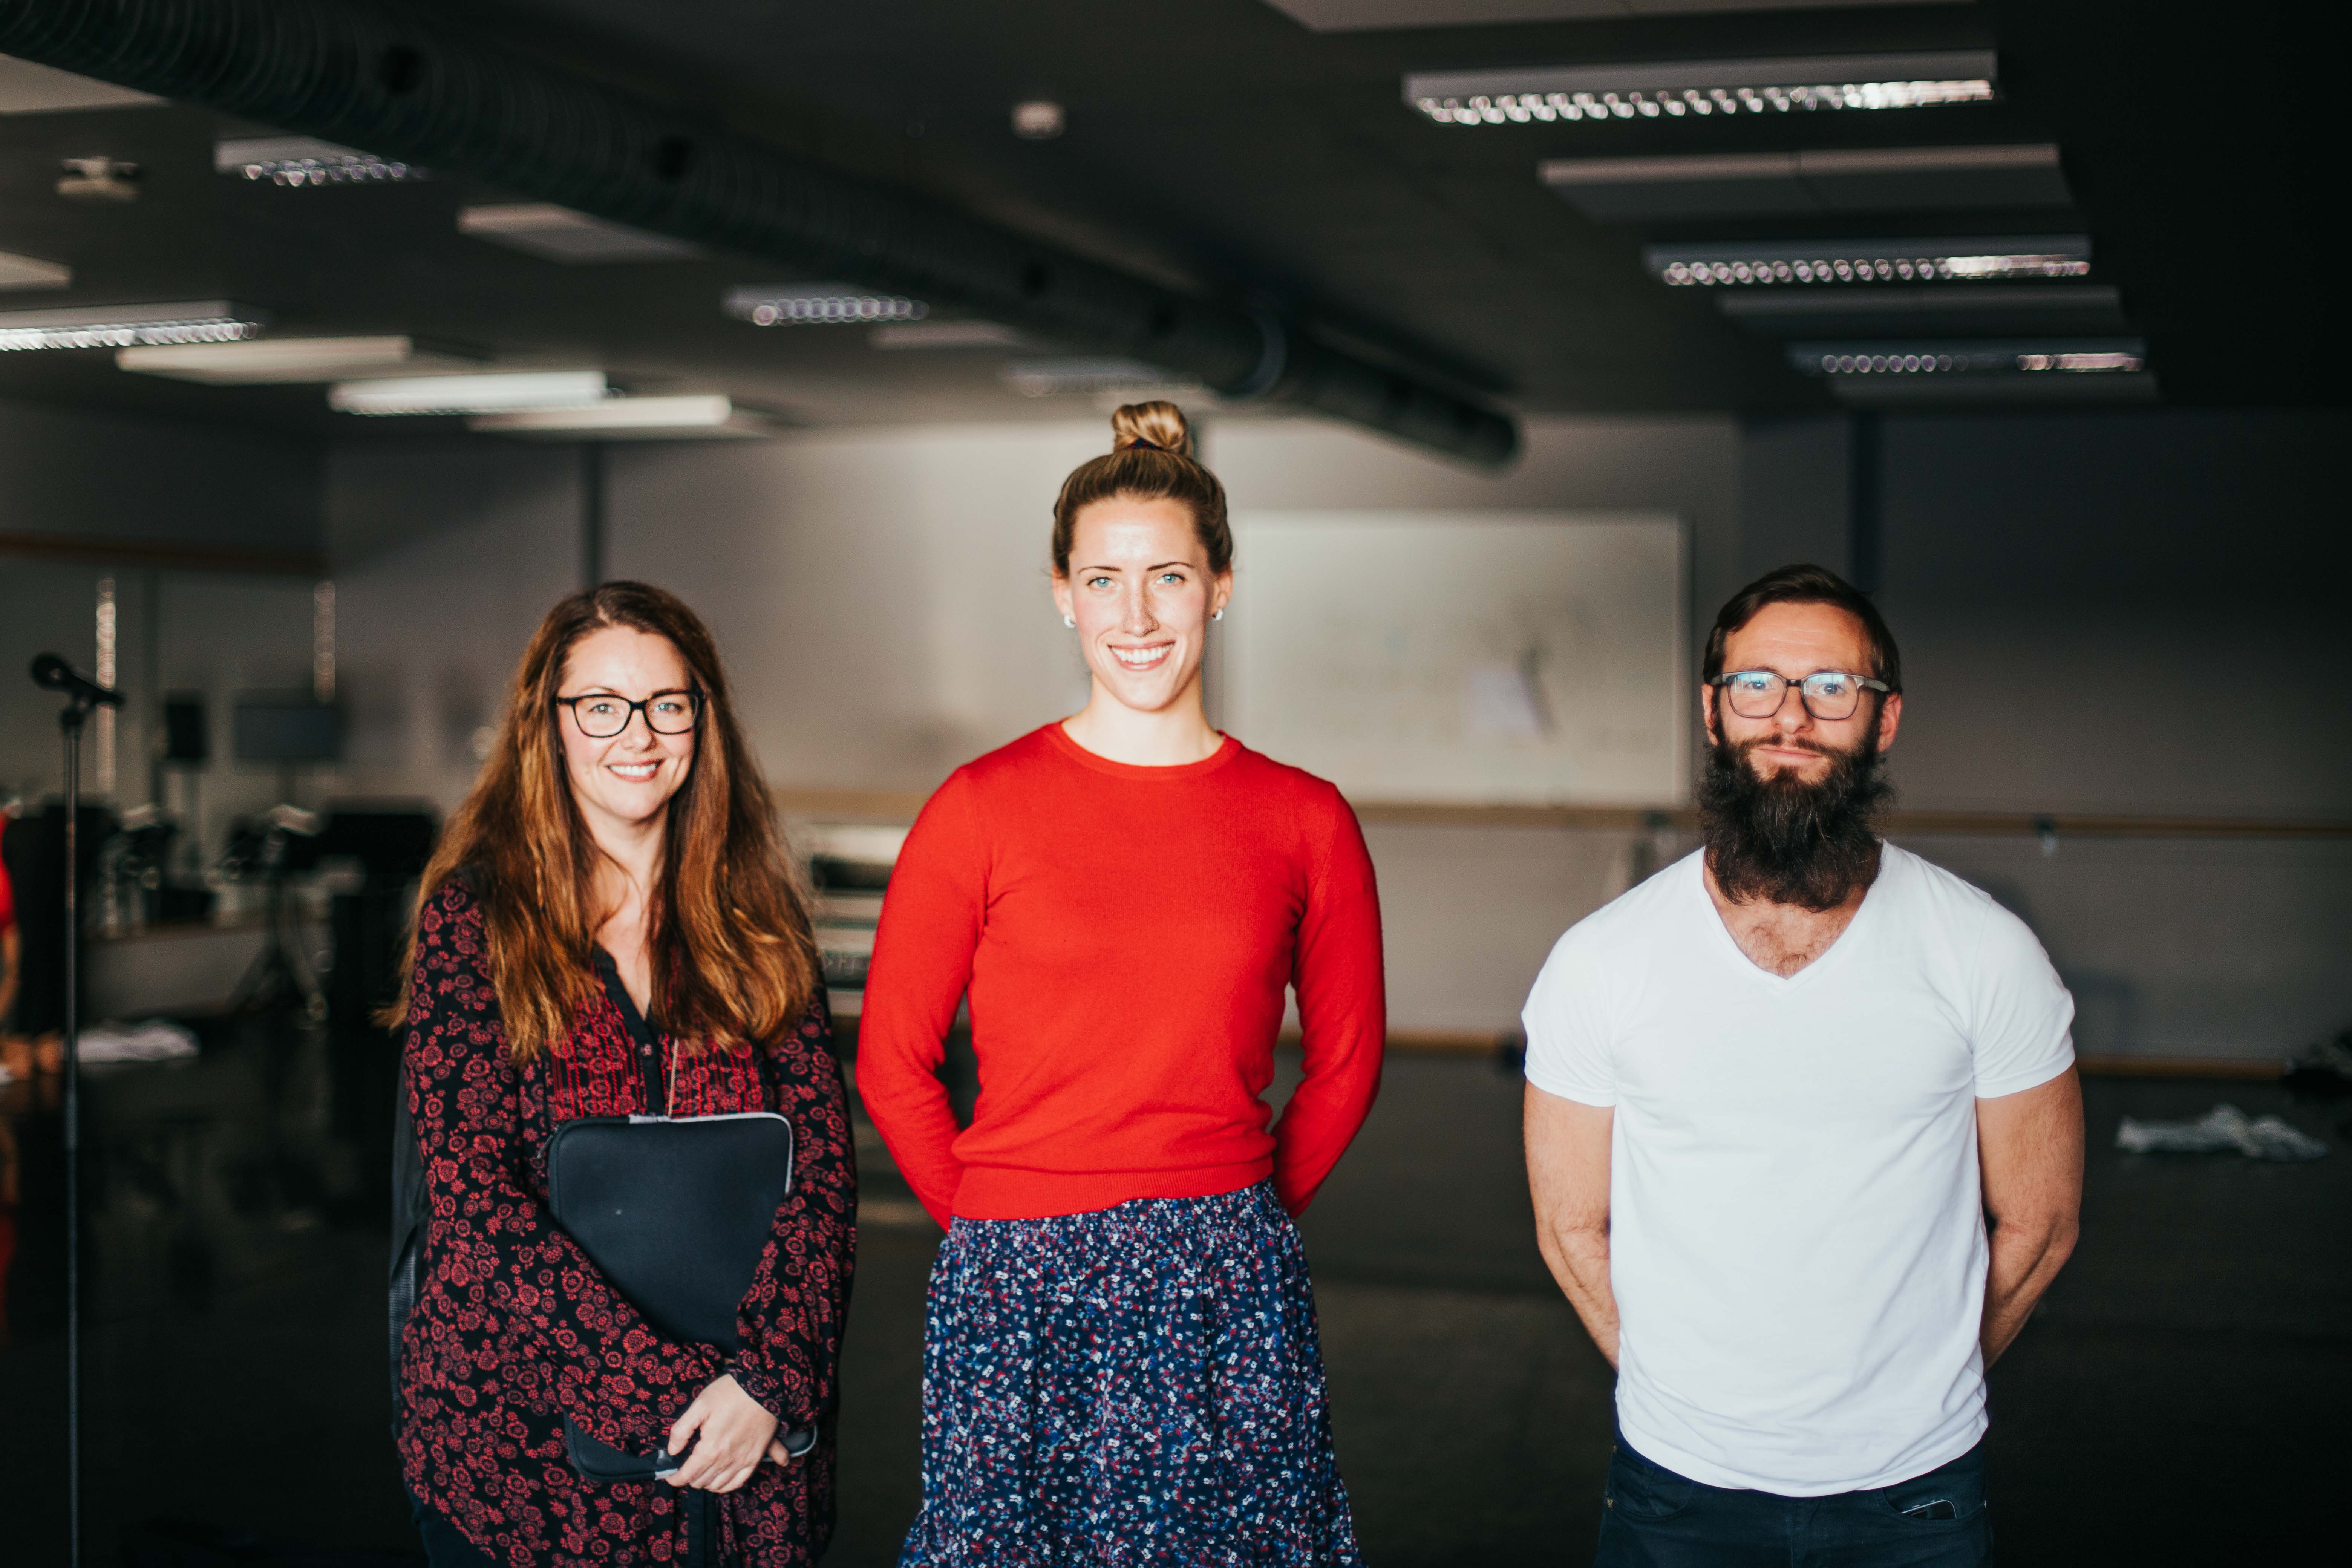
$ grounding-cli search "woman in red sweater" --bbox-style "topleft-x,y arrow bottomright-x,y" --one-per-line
860,402 -> 1385,1566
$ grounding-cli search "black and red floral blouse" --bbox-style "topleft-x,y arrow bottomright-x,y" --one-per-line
397,876 -> 856,1567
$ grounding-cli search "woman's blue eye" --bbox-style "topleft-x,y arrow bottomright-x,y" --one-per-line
1087,576 -> 1112,588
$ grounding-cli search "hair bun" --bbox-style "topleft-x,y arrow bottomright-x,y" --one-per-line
1109,400 -> 1191,456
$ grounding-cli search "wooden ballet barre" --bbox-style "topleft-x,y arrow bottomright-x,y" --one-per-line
775,787 -> 2352,842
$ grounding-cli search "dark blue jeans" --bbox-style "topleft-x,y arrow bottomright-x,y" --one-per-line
1595,1432 -> 1992,1567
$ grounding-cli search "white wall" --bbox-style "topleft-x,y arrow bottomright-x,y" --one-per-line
300,407 -> 2351,1056
598,412 -> 1739,1036
324,441 -> 584,814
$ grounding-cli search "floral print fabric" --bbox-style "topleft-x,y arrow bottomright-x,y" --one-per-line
397,877 -> 855,1566
900,1181 -> 1363,1568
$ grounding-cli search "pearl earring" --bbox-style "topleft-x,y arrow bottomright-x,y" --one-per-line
1211,608 -> 1225,621
1063,614 -> 1076,628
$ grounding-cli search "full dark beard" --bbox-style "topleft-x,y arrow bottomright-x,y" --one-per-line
1698,728 -> 1893,911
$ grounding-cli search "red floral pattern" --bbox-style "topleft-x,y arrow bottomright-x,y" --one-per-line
397,877 -> 856,1566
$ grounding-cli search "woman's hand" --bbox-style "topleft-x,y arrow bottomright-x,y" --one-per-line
666,1374 -> 779,1493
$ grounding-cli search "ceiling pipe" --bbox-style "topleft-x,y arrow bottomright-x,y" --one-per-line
0,0 -> 1520,466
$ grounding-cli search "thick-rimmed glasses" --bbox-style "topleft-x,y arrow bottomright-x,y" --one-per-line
1709,669 -> 1890,721
554,689 -> 703,737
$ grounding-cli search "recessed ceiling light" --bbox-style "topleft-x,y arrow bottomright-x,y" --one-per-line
216,136 -> 424,186
1003,358 -> 1199,398
724,284 -> 928,325
1646,236 -> 2091,287
1012,101 -> 1066,140
0,248 -> 70,291
328,371 -> 609,415
871,320 -> 1032,351
459,204 -> 702,264
0,300 -> 266,351
118,335 -> 486,384
1789,339 -> 2146,377
468,395 -> 775,440
1408,51 -> 1996,127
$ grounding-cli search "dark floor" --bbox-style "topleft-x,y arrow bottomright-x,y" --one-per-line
0,1018 -> 2346,1565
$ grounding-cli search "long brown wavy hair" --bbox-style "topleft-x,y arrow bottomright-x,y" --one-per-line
386,582 -> 821,1063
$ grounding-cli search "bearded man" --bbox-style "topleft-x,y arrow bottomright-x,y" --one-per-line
1522,564 -> 2082,1568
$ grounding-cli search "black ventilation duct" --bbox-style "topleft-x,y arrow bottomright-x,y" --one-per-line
0,0 -> 1519,466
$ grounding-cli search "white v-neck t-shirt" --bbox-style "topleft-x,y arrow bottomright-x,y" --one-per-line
1521,845 -> 2074,1495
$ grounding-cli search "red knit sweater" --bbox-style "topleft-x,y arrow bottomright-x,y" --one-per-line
858,724 -> 1385,1226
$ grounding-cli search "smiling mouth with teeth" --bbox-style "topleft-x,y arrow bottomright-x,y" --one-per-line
1110,644 -> 1172,669
609,761 -> 661,780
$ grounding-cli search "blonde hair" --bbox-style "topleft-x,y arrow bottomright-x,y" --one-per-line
385,582 -> 821,1063
1050,402 -> 1232,577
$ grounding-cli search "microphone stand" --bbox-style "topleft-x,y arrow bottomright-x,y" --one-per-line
28,654 -> 117,1568
50,680 -> 95,1568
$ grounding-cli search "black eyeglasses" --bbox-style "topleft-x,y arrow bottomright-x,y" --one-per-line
554,689 -> 703,738
1710,669 -> 1891,721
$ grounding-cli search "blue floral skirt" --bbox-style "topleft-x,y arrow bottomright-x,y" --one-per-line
898,1181 -> 1364,1568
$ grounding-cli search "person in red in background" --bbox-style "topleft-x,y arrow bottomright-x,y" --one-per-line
0,809 -> 18,1345
859,401 -> 1386,1568
0,808 -> 17,1050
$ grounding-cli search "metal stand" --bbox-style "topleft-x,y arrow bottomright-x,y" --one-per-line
57,690 -> 92,1568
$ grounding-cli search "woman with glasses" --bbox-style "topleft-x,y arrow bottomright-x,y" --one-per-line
389,582 -> 854,1567
861,403 -> 1385,1566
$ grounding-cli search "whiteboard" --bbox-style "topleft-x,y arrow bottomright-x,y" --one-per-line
1221,511 -> 1687,804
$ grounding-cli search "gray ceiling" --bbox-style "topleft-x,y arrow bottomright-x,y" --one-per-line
0,0 -> 2338,444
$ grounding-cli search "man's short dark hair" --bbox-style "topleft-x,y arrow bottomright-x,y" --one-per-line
1703,564 -> 1902,691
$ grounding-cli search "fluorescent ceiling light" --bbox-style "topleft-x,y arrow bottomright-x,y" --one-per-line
0,300 -> 266,352
459,204 -> 702,264
1790,339 -> 2146,377
468,395 -> 775,440
871,320 -> 1031,350
1409,51 -> 1995,127
0,248 -> 70,291
1003,359 -> 1200,398
329,371 -> 609,416
0,54 -> 162,114
1647,236 -> 2090,286
1543,145 -> 2069,220
725,284 -> 928,326
216,136 -> 423,187
117,335 -> 486,384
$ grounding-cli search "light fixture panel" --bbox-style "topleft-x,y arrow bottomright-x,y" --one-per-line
329,370 -> 609,416
1646,235 -> 2090,287
0,248 -> 71,291
459,204 -> 702,264
725,284 -> 928,325
1409,51 -> 1996,127
1003,358 -> 1200,398
1789,338 -> 2146,377
118,335 -> 486,384
1543,145 -> 2070,221
469,395 -> 775,440
0,300 -> 266,351
217,136 -> 424,186
0,54 -> 163,114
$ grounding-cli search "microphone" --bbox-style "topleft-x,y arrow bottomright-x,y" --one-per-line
30,653 -> 122,707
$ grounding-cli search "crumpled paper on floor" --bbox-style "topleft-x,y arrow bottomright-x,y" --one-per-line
2116,1102 -> 2327,1161
75,1018 -> 201,1064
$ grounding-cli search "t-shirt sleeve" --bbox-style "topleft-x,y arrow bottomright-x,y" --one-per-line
1521,927 -> 1617,1108
1967,898 -> 2076,1098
